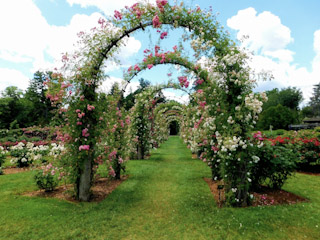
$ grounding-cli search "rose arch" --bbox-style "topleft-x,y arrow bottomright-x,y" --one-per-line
48,0 -> 267,207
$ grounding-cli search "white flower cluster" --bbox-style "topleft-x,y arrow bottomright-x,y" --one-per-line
252,155 -> 260,163
244,93 -> 263,114
202,117 -> 216,131
222,50 -> 246,66
49,143 -> 65,159
0,146 -> 7,155
10,142 -> 65,165
218,135 -> 248,153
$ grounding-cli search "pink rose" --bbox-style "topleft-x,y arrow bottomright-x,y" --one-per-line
114,10 -> 122,20
152,15 -> 161,28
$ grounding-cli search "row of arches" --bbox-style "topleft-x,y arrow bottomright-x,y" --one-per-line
48,1 -> 266,207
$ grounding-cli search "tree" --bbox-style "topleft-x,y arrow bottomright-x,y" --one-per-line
122,78 -> 151,110
257,104 -> 297,130
0,86 -> 33,129
263,87 -> 303,110
301,106 -> 313,118
25,71 -> 55,126
256,87 -> 303,129
309,83 -> 320,117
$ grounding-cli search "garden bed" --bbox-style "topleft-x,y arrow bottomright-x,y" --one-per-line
23,175 -> 129,203
204,178 -> 308,207
297,171 -> 320,176
3,167 -> 31,175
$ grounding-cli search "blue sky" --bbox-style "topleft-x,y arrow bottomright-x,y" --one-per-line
0,0 -> 319,104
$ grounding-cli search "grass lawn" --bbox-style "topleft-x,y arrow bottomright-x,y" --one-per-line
0,136 -> 319,239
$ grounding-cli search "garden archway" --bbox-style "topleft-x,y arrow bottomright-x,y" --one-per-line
50,1 -> 266,206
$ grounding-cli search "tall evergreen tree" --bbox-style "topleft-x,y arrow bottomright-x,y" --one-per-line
309,83 -> 320,117
25,71 -> 55,125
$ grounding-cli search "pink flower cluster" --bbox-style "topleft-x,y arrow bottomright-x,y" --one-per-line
178,76 -> 189,88
156,0 -> 168,12
125,116 -> 131,125
194,116 -> 204,129
109,167 -> 116,177
109,150 -> 117,160
79,145 -> 90,151
211,146 -> 219,152
42,163 -> 58,176
87,104 -> 95,111
153,15 -> 161,28
82,128 -> 90,137
199,101 -> 206,109
195,78 -> 204,85
114,10 -> 122,20
129,3 -> 143,19
134,64 -> 140,71
253,131 -> 264,141
160,31 -> 168,39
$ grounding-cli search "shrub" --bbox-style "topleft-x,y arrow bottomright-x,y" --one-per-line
34,163 -> 59,191
0,146 -> 7,175
250,141 -> 298,190
257,104 -> 297,130
10,142 -> 32,167
296,138 -> 320,172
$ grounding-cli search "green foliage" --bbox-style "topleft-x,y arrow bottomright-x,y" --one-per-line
309,83 -> 320,116
24,71 -> 56,126
0,71 -> 57,129
263,87 -> 303,110
256,87 -> 302,130
251,143 -> 298,190
122,78 -> 152,111
0,146 -> 6,175
9,120 -> 19,129
10,142 -> 32,168
34,165 -> 59,192
0,87 -> 33,129
301,105 -> 313,118
1,137 -> 320,239
296,138 -> 320,172
261,129 -> 288,138
257,104 -> 298,130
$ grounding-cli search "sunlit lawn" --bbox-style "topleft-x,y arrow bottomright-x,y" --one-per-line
0,136 -> 319,239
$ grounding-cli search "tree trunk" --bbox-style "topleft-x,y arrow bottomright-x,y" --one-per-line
78,157 -> 92,201
137,144 -> 143,159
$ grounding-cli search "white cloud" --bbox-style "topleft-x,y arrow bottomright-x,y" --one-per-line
0,0 -> 49,65
227,8 -> 293,54
162,90 -> 189,104
312,30 -> 320,73
0,0 -> 142,91
66,0 -> 156,16
0,68 -> 30,92
264,49 -> 295,63
228,8 -> 320,105
99,76 -> 140,96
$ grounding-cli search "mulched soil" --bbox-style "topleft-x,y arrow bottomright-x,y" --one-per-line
3,167 -> 31,175
297,171 -> 320,176
204,178 -> 308,207
23,175 -> 129,203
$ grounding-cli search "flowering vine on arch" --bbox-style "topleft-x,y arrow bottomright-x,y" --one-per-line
47,0 -> 269,207
128,82 -> 186,159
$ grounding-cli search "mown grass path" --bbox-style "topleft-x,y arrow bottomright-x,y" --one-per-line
0,136 -> 320,239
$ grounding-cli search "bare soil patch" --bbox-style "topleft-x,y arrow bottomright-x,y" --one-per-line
3,167 -> 31,175
204,178 -> 308,207
23,175 -> 128,203
297,171 -> 320,176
